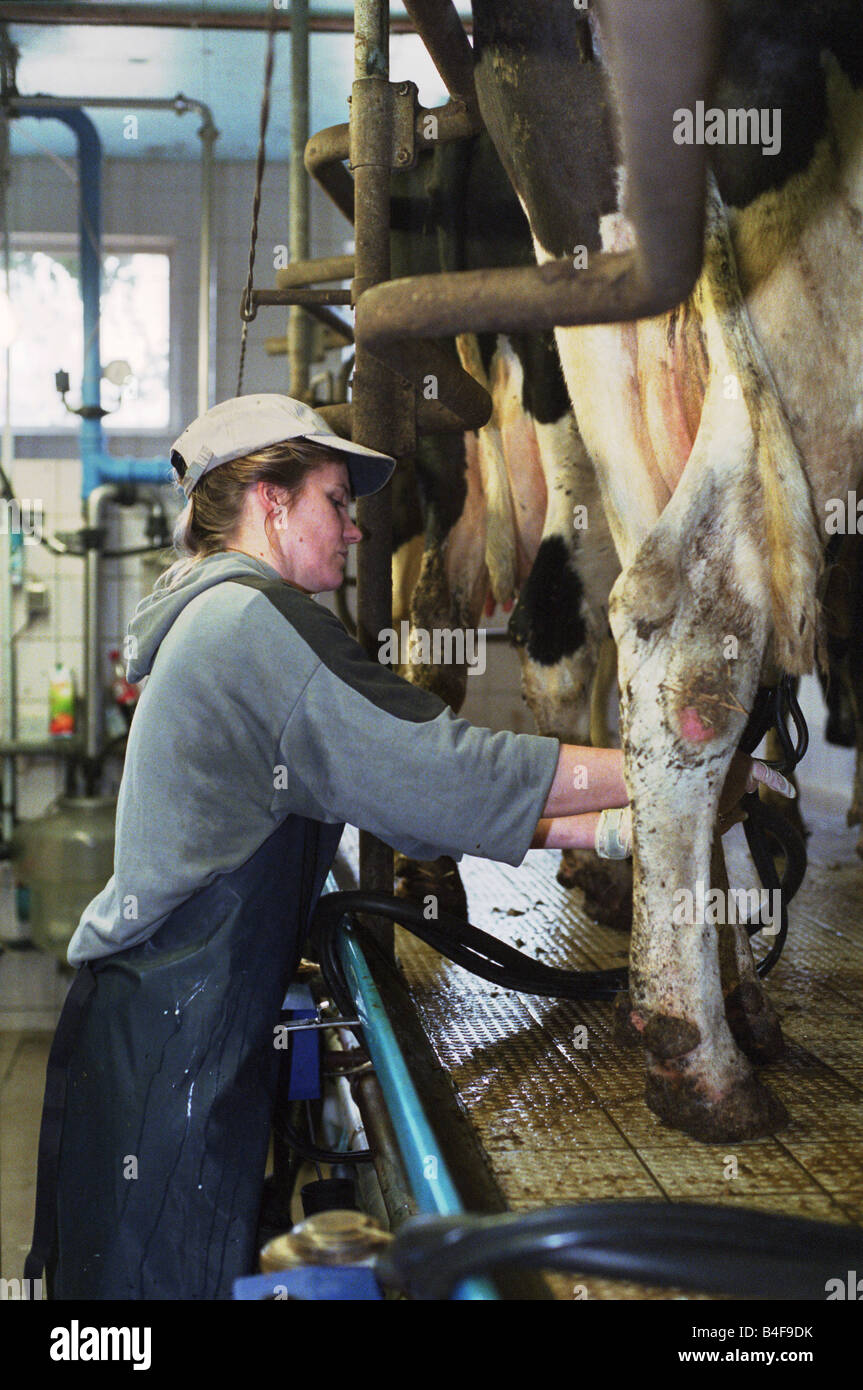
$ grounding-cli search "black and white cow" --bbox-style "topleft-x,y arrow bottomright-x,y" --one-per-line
466,0 -> 863,1139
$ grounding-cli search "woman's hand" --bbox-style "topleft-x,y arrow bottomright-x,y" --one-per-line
717,752 -> 796,834
592,754 -> 796,858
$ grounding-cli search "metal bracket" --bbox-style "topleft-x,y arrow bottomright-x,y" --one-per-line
392,80 -> 418,170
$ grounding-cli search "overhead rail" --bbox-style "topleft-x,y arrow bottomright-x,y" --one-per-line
0,5 -> 471,33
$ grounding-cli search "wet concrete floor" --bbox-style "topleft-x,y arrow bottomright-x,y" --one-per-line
337,790 -> 863,1299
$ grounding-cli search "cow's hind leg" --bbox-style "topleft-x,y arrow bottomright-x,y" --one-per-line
612,527 -> 789,1142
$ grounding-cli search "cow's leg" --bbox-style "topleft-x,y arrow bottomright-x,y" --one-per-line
496,357 -> 631,925
838,534 -> 863,853
611,481 -> 789,1142
406,429 -> 489,711
392,532 -> 425,633
392,430 -> 490,920
513,508 -> 633,928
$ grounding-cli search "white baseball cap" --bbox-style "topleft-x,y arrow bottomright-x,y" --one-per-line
170,394 -> 396,499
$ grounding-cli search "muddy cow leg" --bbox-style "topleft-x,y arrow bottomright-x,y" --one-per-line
615,474 -> 809,1142
611,477 -> 789,1142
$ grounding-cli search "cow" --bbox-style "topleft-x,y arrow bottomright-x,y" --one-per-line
465,0 -> 863,1140
389,131 -> 627,921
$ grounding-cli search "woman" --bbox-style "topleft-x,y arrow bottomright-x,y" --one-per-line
28,393 -> 788,1300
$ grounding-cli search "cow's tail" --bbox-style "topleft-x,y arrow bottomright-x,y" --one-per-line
703,181 -> 825,677
755,389 -> 825,677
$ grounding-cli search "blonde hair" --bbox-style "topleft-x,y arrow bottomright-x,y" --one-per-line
157,437 -> 341,590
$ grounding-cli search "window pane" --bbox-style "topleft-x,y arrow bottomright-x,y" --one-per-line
0,248 -> 170,430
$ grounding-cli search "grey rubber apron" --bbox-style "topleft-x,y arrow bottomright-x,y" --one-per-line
26,811 -> 343,1301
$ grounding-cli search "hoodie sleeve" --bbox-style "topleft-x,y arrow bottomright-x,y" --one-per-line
271,598 -> 561,866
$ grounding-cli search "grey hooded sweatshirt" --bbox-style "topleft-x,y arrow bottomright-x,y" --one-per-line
68,551 -> 561,967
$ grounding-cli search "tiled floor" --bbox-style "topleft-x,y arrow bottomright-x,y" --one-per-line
376,795 -> 863,1299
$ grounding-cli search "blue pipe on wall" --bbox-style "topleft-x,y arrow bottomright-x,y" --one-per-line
15,106 -> 171,497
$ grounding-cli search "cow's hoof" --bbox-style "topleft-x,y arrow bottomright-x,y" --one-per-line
612,991 -> 644,1047
847,799 -> 862,830
856,828 -> 863,861
645,1068 -> 789,1142
394,854 -> 469,921
557,850 -> 633,931
724,982 -> 785,1064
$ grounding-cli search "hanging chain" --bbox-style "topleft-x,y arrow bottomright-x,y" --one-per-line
237,12 -> 278,396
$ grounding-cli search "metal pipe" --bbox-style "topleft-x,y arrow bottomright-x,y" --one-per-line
350,0 -> 401,951
0,6 -> 460,33
84,485 -> 120,766
11,107 -> 105,486
304,100 -> 480,229
197,116 -> 217,414
264,302 -> 353,353
289,0 -> 311,400
252,288 -> 351,307
350,1069 -> 417,1230
7,93 -> 217,125
6,94 -> 220,421
336,919 -> 495,1299
352,0 -> 722,367
0,109 -> 16,844
0,740 -> 85,756
305,124 -> 356,224
401,0 -> 478,113
275,254 -> 355,288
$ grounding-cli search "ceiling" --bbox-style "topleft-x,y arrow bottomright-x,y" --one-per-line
4,2 -> 474,160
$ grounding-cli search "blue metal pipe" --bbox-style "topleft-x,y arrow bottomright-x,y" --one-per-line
13,107 -> 170,497
332,892 -> 497,1300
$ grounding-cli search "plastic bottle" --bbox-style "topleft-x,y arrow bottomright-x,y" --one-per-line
49,662 -> 76,738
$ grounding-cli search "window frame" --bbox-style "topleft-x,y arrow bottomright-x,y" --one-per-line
1,230 -> 175,438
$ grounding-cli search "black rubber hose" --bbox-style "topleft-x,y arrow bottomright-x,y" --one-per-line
376,1202 -> 863,1301
313,891 -> 628,1005
276,1108 -> 375,1167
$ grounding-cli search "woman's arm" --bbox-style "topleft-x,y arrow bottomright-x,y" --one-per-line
540,745 -> 628,819
534,750 -> 796,854
532,810 -> 602,850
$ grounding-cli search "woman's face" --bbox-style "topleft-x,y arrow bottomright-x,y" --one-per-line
267,458 -> 363,593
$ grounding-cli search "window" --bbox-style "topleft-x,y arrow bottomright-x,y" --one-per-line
0,236 -> 171,431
